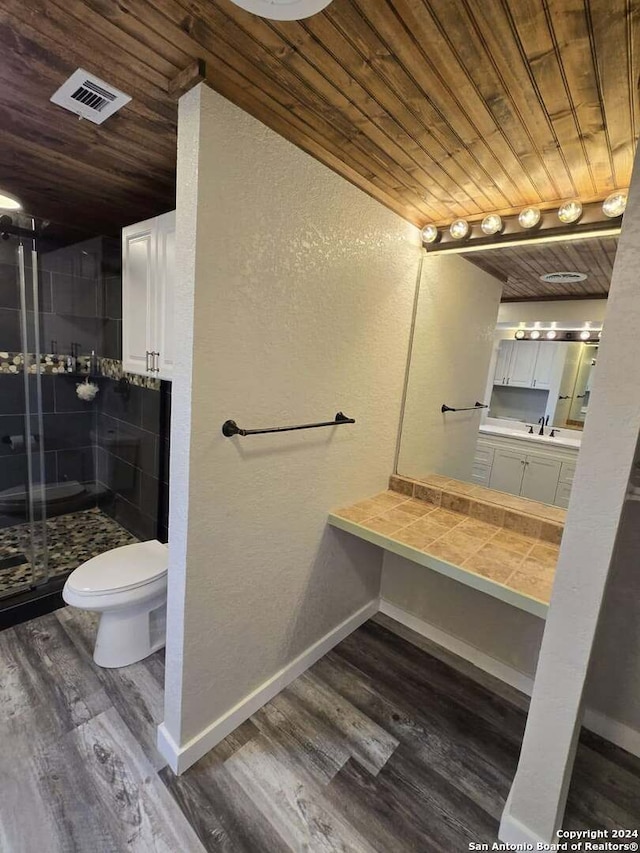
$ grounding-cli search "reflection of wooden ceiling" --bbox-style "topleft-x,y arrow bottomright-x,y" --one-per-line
0,1 -> 638,235
463,236 -> 617,301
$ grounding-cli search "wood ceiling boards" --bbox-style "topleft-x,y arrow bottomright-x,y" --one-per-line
463,235 -> 617,300
0,1 -> 637,236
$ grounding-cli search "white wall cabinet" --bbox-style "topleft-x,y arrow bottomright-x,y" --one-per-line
493,340 -> 564,392
122,210 -> 176,380
476,434 -> 578,507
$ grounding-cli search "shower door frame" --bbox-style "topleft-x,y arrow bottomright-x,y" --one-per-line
1,218 -> 50,594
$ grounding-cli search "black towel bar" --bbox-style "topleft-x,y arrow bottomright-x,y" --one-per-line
222,412 -> 355,437
441,402 -> 488,413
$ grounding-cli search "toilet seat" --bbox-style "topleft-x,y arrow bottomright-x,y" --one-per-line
65,540 -> 168,597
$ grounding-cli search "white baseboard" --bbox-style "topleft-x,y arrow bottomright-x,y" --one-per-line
157,598 -> 379,774
378,598 -> 535,695
379,598 -> 640,759
583,708 -> 640,758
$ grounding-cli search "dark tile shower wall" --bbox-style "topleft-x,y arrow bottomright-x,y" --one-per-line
95,379 -> 170,543
0,235 -> 170,544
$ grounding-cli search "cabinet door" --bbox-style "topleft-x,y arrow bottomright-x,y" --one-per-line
122,219 -> 155,376
494,341 -> 513,386
489,449 -> 526,496
532,342 -> 557,389
507,341 -> 539,387
520,454 -> 562,504
155,211 -> 176,380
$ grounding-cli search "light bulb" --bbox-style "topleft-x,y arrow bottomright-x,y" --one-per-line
0,191 -> 21,211
546,330 -> 557,339
558,200 -> 582,224
514,330 -> 525,340
518,207 -> 541,229
481,214 -> 503,235
449,219 -> 470,240
421,224 -> 439,244
530,330 -> 541,339
580,330 -> 591,340
602,192 -> 627,218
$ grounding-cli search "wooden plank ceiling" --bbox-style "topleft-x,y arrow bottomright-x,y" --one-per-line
0,0 -> 637,237
463,235 -> 617,300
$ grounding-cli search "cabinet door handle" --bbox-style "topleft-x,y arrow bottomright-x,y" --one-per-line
155,352 -> 160,373
145,350 -> 151,372
533,379 -> 536,387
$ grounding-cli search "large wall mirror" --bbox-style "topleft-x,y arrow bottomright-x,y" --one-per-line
397,234 -> 616,510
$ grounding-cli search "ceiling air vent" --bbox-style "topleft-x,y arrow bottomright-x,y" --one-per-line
50,69 -> 131,125
539,271 -> 588,284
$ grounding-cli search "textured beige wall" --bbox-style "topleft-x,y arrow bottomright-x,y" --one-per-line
163,85 -> 422,745
397,253 -> 503,482
381,553 -> 544,676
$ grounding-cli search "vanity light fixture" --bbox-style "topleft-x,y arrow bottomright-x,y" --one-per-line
421,224 -> 439,244
518,207 -> 541,229
514,328 -> 602,342
449,218 -> 470,240
558,200 -> 583,224
481,213 -> 503,235
0,190 -> 22,211
602,191 -> 627,218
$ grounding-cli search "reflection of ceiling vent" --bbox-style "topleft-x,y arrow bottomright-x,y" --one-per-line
539,271 -> 588,284
50,69 -> 131,125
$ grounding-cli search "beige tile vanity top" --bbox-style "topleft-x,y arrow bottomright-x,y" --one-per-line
330,476 -> 564,614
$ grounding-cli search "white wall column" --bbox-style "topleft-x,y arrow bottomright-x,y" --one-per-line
500,155 -> 640,844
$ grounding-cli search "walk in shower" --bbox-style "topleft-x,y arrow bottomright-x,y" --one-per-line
0,210 -> 170,621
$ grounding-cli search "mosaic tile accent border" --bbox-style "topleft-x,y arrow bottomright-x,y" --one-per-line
98,357 -> 161,390
0,353 -> 161,390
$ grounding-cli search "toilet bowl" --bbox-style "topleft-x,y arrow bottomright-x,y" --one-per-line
63,540 -> 169,668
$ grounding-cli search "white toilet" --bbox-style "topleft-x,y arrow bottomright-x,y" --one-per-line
63,540 -> 169,668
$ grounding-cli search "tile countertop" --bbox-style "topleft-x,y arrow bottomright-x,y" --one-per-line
329,490 -> 558,618
479,423 -> 581,450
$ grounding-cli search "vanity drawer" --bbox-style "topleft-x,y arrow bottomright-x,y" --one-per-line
559,462 -> 577,485
475,445 -> 495,466
555,481 -> 572,508
472,463 -> 492,486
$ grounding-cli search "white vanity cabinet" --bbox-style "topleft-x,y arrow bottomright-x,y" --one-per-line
122,210 -> 176,380
475,433 -> 578,507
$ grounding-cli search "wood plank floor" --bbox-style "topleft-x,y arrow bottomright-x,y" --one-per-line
1,608 -> 639,852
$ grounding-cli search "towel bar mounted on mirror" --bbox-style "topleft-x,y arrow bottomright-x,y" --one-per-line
441,402 -> 489,413
222,412 -> 355,437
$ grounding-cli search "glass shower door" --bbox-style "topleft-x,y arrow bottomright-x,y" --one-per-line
0,216 -> 48,598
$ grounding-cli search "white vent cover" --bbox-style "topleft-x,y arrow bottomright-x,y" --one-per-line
227,0 -> 333,20
50,69 -> 131,125
539,271 -> 588,284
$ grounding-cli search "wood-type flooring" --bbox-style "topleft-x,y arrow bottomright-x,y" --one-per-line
1,608 -> 638,852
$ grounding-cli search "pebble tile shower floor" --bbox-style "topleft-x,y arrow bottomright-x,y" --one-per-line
0,507 -> 138,595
